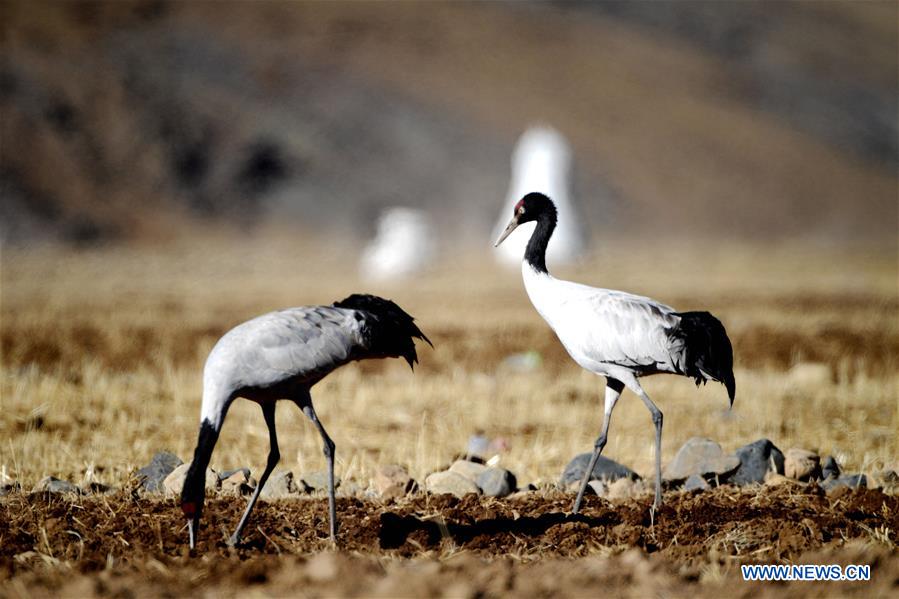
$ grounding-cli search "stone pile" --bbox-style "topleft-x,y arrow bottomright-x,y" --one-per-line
2,442 -> 893,501
425,459 -> 519,498
553,436 -> 893,501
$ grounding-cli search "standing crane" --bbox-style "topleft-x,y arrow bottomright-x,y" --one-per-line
180,294 -> 430,549
495,192 -> 735,515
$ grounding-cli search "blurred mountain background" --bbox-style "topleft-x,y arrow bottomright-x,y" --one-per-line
1,0 -> 896,247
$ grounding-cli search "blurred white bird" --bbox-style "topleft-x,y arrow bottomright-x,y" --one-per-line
493,126 -> 587,267
360,207 -> 435,281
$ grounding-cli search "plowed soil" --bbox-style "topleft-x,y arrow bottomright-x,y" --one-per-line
3,486 -> 897,597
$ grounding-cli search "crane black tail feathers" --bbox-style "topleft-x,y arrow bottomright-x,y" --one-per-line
333,294 -> 432,368
673,311 -> 736,407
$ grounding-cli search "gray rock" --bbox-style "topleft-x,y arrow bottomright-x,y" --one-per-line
784,448 -> 821,481
374,464 -> 416,499
300,471 -> 340,492
764,473 -> 803,487
822,474 -> 867,493
425,471 -> 480,498
467,435 -> 490,459
449,459 -> 488,482
729,439 -> 785,485
217,468 -> 251,481
85,481 -> 115,495
163,463 -> 217,495
0,482 -> 21,496
32,476 -> 82,495
136,451 -> 183,492
684,474 -> 710,491
220,470 -> 256,496
663,438 -> 740,482
821,456 -> 841,480
560,453 -> 640,487
476,467 -> 517,497
587,480 -> 607,496
261,471 -> 300,499
606,477 -> 637,500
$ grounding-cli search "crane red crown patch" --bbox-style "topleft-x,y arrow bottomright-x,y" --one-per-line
514,198 -> 525,214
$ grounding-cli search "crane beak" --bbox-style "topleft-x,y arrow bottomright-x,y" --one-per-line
494,216 -> 519,247
188,516 -> 198,550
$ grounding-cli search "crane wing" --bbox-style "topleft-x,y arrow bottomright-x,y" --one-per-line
212,306 -> 363,389
549,287 -> 681,372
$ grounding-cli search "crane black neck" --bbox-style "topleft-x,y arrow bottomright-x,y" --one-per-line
523,209 -> 556,274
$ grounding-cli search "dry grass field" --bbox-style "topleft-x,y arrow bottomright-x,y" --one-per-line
3,234 -> 896,488
1,234 -> 897,595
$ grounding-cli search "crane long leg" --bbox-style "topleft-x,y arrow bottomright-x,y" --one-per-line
302,403 -> 337,542
228,402 -> 279,546
635,388 -> 664,513
572,378 -> 624,514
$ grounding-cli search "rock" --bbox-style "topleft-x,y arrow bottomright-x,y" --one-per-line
764,472 -> 803,487
822,474 -> 867,493
221,469 -> 256,496
632,480 -> 652,497
337,481 -> 363,497
373,464 -> 416,499
467,434 -> 490,459
587,480 -> 607,496
873,470 -> 899,493
425,471 -> 480,498
785,448 -> 821,481
729,439 -> 785,485
136,451 -> 183,492
606,477 -> 636,500
217,468 -> 251,482
560,453 -> 640,487
300,471 -> 340,493
85,481 -> 115,495
162,463 -> 217,496
32,476 -> 81,495
508,489 -> 535,500
662,438 -> 740,482
821,456 -> 841,480
449,459 -> 488,482
476,467 -> 517,497
508,483 -> 539,499
0,482 -> 21,496
684,474 -> 710,491
260,471 -> 300,499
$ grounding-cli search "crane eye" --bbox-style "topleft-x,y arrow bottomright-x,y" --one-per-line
517,206 -> 525,215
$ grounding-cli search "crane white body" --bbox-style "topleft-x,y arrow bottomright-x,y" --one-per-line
521,264 -> 686,381
493,126 -> 586,267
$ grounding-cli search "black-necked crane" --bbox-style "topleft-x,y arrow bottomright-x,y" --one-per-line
180,294 -> 430,548
495,192 -> 735,515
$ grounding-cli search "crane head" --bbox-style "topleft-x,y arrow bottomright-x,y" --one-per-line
494,192 -> 556,247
